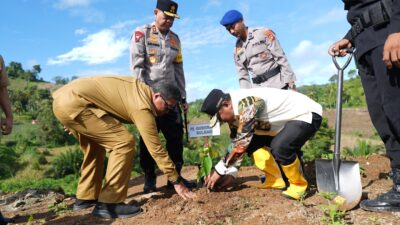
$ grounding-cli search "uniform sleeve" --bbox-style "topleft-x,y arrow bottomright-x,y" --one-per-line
389,0 -> 400,33
131,109 -> 179,182
265,29 -> 296,84
173,39 -> 186,99
130,27 -> 146,79
234,47 -> 251,88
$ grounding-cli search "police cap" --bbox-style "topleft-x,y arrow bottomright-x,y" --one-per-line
220,10 -> 243,26
156,0 -> 180,19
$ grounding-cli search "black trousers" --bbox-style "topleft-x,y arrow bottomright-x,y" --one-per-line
357,45 -> 400,168
139,107 -> 184,175
246,113 -> 322,165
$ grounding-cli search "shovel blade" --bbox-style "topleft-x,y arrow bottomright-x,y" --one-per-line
315,159 -> 362,210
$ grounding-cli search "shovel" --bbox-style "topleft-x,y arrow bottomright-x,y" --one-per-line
315,50 -> 362,210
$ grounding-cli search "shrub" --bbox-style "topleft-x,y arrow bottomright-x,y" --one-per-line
0,145 -> 18,179
343,139 -> 383,158
302,117 -> 334,162
46,146 -> 83,178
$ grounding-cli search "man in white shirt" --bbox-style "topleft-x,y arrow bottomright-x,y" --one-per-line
201,88 -> 322,200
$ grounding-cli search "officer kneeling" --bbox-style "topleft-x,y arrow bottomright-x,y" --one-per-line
201,88 -> 322,200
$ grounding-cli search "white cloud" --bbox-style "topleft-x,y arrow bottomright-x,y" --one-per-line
48,29 -> 128,65
179,25 -> 229,51
54,0 -> 92,9
74,28 -> 87,35
312,8 -> 347,26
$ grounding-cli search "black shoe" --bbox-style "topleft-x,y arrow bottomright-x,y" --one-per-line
360,188 -> 400,212
92,202 -> 141,219
143,173 -> 157,193
0,212 -> 14,225
73,199 -> 97,211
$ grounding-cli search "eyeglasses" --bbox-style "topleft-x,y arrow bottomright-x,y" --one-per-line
160,95 -> 175,111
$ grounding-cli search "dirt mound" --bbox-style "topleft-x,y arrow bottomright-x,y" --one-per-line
2,154 -> 400,225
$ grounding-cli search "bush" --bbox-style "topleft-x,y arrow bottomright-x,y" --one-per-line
302,118 -> 334,162
0,145 -> 18,179
46,146 -> 83,178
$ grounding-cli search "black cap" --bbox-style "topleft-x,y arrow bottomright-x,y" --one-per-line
201,89 -> 228,127
156,0 -> 180,19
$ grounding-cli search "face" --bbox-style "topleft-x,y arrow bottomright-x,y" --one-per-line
217,100 -> 235,124
225,20 -> 246,39
154,9 -> 175,33
153,93 -> 177,116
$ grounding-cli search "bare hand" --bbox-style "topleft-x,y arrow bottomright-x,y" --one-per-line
174,182 -> 196,200
328,39 -> 352,57
1,117 -> 13,135
214,175 -> 235,191
182,102 -> 189,113
383,32 -> 400,69
204,169 -> 222,190
63,126 -> 73,135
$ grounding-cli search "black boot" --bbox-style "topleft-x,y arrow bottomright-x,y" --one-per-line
0,211 -> 14,225
143,171 -> 157,193
360,168 -> 400,212
92,202 -> 141,219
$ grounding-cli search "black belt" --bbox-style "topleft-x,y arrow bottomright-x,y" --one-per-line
350,0 -> 392,39
252,66 -> 281,84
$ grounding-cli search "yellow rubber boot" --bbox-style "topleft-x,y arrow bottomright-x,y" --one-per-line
281,157 -> 308,200
251,147 -> 286,189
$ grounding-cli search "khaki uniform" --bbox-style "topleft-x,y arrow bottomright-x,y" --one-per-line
234,28 -> 296,89
52,76 -> 179,203
130,22 -> 186,98
0,55 -> 10,87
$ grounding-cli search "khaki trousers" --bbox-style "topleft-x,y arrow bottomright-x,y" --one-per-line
53,106 -> 135,203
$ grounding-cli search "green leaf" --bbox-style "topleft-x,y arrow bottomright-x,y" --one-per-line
203,155 -> 212,176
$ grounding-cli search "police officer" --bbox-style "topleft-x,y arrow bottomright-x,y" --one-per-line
329,0 -> 400,212
0,55 -> 14,225
130,0 -> 195,193
220,10 -> 296,89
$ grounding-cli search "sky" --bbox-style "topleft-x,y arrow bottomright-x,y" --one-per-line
0,0 -> 354,102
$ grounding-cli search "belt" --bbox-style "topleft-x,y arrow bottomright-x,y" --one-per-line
350,0 -> 392,39
252,66 -> 281,84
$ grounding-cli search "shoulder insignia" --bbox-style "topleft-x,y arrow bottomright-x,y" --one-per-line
135,31 -> 145,43
264,30 -> 275,42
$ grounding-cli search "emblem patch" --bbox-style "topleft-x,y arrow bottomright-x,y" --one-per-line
265,30 -> 275,42
135,31 -> 144,42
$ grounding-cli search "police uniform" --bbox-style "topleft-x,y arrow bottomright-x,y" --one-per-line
341,0 -> 400,211
52,76 -> 180,204
130,0 -> 188,190
234,28 -> 296,89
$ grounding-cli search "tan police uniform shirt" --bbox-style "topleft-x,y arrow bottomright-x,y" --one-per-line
0,55 -> 10,87
52,76 -> 179,181
234,28 -> 296,89
130,23 -> 186,99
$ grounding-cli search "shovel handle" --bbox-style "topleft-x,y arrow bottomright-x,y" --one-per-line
332,50 -> 353,191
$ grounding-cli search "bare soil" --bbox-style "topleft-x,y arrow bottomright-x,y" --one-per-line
2,108 -> 400,225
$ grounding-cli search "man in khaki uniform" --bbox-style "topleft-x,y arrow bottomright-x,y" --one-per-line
0,55 -> 14,225
220,10 -> 297,90
130,0 -> 195,193
52,76 -> 195,219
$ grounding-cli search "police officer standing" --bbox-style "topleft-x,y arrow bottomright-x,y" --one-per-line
130,0 -> 195,193
329,0 -> 400,212
220,10 -> 297,90
0,55 -> 14,225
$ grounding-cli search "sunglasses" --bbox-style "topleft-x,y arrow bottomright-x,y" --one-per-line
160,95 -> 175,111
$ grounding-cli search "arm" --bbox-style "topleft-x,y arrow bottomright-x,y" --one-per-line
383,0 -> 400,69
130,27 -> 146,78
265,29 -> 296,84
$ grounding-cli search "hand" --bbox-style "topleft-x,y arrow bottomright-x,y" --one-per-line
204,169 -> 222,190
328,39 -> 352,57
0,117 -> 13,135
174,182 -> 196,200
182,102 -> 189,113
383,32 -> 400,69
63,126 -> 73,135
